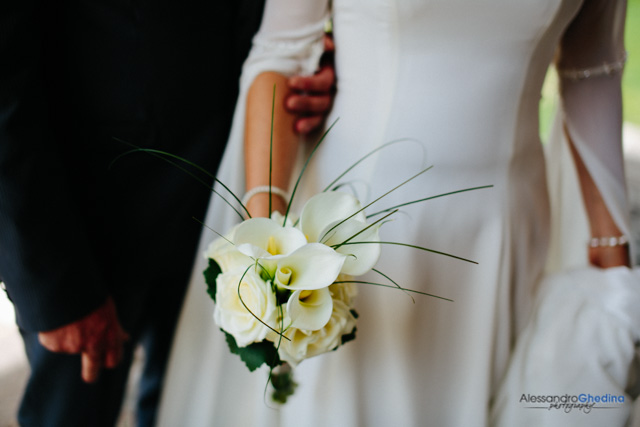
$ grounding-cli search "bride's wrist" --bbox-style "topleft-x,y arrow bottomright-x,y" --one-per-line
244,189 -> 289,218
587,237 -> 631,268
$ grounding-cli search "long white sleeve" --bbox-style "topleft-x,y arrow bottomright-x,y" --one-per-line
556,0 -> 632,260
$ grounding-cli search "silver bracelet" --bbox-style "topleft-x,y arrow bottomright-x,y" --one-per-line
588,235 -> 629,248
559,52 -> 627,81
241,185 -> 290,206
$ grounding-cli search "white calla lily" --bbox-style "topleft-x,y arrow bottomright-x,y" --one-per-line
320,218 -> 381,275
233,243 -> 278,279
273,243 -> 346,290
286,287 -> 333,331
234,217 -> 307,256
235,243 -> 271,260
299,192 -> 366,243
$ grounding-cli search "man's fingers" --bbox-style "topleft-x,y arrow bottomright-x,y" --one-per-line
288,66 -> 335,93
119,327 -> 131,342
294,116 -> 324,135
323,33 -> 335,53
38,331 -> 79,353
286,93 -> 332,115
103,329 -> 128,369
103,347 -> 121,369
38,333 -> 60,352
81,351 -> 102,383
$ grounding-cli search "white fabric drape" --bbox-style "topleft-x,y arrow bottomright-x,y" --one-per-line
491,2 -> 640,425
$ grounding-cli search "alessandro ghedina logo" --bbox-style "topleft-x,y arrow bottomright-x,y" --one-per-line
519,393 -> 625,413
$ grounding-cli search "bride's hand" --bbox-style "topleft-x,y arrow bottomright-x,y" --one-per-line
588,244 -> 631,269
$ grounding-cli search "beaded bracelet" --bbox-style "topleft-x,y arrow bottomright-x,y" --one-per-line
559,52 -> 627,81
588,235 -> 629,248
241,185 -> 290,206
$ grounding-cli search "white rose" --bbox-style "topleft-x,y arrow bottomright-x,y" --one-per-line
277,299 -> 357,366
205,224 -> 252,272
214,268 -> 277,347
329,280 -> 358,306
269,210 -> 296,227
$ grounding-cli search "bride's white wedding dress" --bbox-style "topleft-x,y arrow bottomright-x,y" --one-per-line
158,1 -> 634,426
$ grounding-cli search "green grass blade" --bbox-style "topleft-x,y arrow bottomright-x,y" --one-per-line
333,279 -> 453,302
330,209 -> 398,249
191,217 -> 234,246
319,166 -> 433,243
339,240 -> 478,264
322,138 -> 422,192
372,268 -> 415,303
367,185 -> 493,218
110,140 -> 250,219
283,118 -> 340,225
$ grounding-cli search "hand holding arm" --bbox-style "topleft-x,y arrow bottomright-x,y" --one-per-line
286,34 -> 336,134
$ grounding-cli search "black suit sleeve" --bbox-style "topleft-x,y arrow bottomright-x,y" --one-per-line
0,1 -> 108,332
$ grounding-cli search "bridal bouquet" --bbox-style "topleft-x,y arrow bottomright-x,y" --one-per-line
203,190 -> 377,400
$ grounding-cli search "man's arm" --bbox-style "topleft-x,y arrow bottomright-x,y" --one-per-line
0,2 -> 126,382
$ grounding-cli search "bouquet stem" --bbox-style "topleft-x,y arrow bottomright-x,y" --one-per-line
270,363 -> 297,404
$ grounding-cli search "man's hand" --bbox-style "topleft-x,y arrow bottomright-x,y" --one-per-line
38,297 -> 129,383
286,35 -> 336,134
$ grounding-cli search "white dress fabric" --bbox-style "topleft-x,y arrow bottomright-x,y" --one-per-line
158,1 -> 636,426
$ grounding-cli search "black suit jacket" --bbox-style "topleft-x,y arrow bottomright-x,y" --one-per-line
0,0 -> 264,332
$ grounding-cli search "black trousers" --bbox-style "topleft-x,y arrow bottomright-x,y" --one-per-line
18,272 -> 187,427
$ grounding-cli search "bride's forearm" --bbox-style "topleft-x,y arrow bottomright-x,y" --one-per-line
565,126 -> 630,268
245,72 -> 299,217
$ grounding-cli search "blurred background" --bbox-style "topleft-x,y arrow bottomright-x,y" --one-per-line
2,2 -> 640,425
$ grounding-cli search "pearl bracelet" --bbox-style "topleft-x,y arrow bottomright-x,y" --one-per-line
241,185 -> 290,206
588,235 -> 629,248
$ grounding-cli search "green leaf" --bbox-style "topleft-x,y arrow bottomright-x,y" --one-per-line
224,332 -> 282,372
270,367 -> 297,404
340,326 -> 357,346
203,258 -> 222,302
